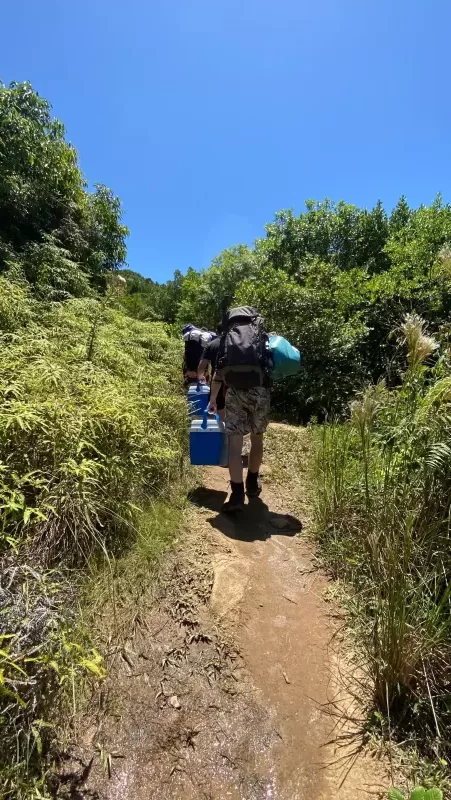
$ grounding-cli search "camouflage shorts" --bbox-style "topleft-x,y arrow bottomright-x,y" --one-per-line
224,386 -> 271,436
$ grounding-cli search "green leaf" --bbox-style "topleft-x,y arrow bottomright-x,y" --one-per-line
80,651 -> 106,679
410,789 -> 426,800
0,682 -> 26,707
387,790 -> 405,800
424,791 -> 443,800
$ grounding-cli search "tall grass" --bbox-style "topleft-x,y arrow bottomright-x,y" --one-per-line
314,315 -> 451,774
0,278 -> 188,797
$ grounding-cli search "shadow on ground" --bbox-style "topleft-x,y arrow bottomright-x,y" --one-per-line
189,488 -> 302,543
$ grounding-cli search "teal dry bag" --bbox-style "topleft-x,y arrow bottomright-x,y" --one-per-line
269,335 -> 301,380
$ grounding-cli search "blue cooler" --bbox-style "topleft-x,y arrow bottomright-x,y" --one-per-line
187,381 -> 210,417
190,411 -> 228,466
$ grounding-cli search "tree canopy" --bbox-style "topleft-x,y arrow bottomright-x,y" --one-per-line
122,196 -> 451,420
0,80 -> 128,298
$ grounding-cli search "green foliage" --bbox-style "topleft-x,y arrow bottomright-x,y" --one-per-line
177,245 -> 259,330
0,276 -> 34,331
388,790 -> 443,800
131,194 -> 451,419
0,287 -> 185,562
0,560 -> 106,798
314,316 -> 451,776
0,278 -> 186,796
0,81 -> 128,297
0,79 -> 186,798
119,268 -> 184,323
256,199 -> 390,275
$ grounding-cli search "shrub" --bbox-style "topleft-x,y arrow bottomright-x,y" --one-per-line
314,315 -> 451,771
0,281 -> 187,795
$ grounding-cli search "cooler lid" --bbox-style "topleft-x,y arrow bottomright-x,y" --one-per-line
188,384 -> 210,395
190,419 -> 225,432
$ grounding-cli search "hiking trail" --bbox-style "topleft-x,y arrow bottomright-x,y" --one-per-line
74,424 -> 389,800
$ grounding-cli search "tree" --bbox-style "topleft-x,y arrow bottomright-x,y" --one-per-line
176,246 -> 259,329
236,265 -> 367,420
0,81 -> 128,295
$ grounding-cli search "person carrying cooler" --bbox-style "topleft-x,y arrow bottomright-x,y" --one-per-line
208,307 -> 271,513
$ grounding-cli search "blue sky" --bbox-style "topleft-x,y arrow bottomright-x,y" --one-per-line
2,0 -> 451,281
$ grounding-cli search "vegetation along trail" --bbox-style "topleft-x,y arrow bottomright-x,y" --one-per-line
77,425 -> 388,800
3,79 -> 450,799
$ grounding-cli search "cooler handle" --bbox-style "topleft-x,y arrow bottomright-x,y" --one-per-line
201,408 -> 219,429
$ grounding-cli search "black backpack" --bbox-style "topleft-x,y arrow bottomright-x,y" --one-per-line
219,307 -> 270,389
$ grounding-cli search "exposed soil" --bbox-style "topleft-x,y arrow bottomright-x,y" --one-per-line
66,425 -> 389,800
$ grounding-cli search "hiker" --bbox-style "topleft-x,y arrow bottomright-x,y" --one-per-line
182,324 -> 216,387
208,307 -> 271,513
197,327 -> 226,420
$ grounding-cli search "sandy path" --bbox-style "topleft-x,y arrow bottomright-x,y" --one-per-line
73,425 -> 388,800
202,463 -> 387,799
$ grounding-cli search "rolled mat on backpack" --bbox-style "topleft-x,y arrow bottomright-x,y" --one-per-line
268,335 -> 301,380
183,327 -> 217,375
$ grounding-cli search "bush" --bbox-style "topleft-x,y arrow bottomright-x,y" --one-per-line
0,280 -> 186,796
314,315 -> 451,775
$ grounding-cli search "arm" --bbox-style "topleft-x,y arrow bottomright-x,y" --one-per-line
197,358 -> 209,383
209,369 -> 223,412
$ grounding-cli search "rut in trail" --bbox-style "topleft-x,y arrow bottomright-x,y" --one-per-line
75,425 -> 388,800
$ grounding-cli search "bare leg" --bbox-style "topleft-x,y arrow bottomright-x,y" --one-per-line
249,434 -> 264,473
228,434 -> 244,483
218,408 -> 225,422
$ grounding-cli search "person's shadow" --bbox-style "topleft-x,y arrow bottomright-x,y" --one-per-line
188,487 -> 302,543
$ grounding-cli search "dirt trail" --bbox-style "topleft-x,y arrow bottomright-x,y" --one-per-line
74,425 -> 388,800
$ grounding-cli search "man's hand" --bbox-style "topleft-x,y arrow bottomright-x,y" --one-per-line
208,402 -> 217,414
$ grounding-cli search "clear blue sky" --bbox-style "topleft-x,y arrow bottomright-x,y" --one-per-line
2,0 -> 451,281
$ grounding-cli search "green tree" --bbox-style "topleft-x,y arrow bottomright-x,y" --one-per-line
0,81 -> 128,295
255,199 -> 390,277
236,265 -> 367,419
177,245 -> 259,329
